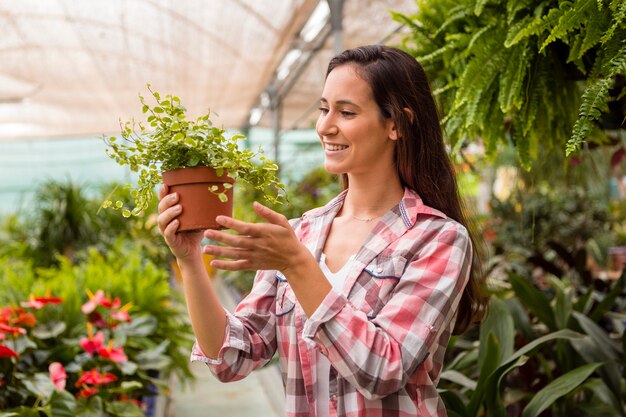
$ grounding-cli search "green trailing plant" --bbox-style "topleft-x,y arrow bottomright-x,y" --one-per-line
101,85 -> 285,218
393,0 -> 626,168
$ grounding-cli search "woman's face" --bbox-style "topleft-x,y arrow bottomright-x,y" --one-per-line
316,64 -> 397,177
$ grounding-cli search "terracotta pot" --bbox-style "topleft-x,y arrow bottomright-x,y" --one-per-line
161,166 -> 235,232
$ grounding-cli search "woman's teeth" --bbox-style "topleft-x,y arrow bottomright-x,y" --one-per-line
327,144 -> 348,151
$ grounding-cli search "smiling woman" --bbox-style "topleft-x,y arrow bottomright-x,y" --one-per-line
157,45 -> 487,417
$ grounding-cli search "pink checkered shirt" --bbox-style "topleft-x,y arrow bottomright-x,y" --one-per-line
192,188 -> 472,416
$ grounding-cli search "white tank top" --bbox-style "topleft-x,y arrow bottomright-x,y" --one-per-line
316,253 -> 355,417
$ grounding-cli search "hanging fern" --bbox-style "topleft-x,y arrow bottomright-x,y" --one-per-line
393,0 -> 626,167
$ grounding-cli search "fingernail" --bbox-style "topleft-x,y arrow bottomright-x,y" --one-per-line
216,216 -> 226,224
173,204 -> 182,212
170,193 -> 178,202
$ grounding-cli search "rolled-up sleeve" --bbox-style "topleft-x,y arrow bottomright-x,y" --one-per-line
190,269 -> 279,382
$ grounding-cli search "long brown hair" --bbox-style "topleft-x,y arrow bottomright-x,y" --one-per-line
327,45 -> 487,334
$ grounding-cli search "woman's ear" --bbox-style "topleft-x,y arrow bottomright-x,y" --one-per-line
403,107 -> 415,124
389,108 -> 414,141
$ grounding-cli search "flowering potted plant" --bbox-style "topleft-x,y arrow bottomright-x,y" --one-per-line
0,290 -> 167,417
102,85 -> 285,231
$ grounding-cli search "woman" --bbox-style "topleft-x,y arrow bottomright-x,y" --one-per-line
158,45 -> 486,417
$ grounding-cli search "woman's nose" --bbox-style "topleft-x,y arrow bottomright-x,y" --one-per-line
316,113 -> 338,136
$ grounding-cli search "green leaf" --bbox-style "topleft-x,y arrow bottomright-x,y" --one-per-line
522,362 -> 604,417
49,390 -> 76,417
32,321 -> 67,339
508,273 -> 557,330
123,314 -> 157,337
21,373 -> 55,400
218,193 -> 228,203
467,332 -> 500,416
76,396 -> 104,417
479,298 -> 515,368
105,401 -> 145,417
440,369 -> 477,390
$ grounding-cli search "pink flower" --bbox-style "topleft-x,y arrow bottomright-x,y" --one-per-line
81,290 -> 120,314
79,329 -> 105,356
75,369 -> 117,387
20,295 -> 63,310
110,310 -> 131,323
98,344 -> 128,363
0,344 -> 19,358
49,362 -> 67,390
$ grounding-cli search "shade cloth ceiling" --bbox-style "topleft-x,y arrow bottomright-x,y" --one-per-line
0,0 -> 415,141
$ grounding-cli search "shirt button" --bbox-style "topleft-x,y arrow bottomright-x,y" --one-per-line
376,267 -> 383,274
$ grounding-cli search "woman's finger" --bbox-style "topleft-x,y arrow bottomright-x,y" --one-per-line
157,204 -> 182,232
215,216 -> 258,236
159,184 -> 169,199
253,201 -> 289,227
204,229 -> 256,249
162,218 -> 180,240
203,244 -> 252,260
157,192 -> 178,214
209,258 -> 254,271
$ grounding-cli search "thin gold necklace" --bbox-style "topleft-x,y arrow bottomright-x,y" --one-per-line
350,213 -> 383,223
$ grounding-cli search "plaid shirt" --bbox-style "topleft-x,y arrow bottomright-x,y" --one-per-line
192,188 -> 472,417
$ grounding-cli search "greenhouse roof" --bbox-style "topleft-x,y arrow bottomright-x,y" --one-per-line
0,0 -> 414,141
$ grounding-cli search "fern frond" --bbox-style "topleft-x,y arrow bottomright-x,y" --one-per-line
506,6 -> 563,47
465,24 -> 494,55
504,15 -> 534,48
602,0 -> 626,43
520,59 -> 548,136
541,0 -> 596,51
499,41 -> 530,113
566,77 -> 612,155
512,124 -> 532,170
434,5 -> 472,38
507,0 -> 530,24
578,8 -> 611,58
474,0 -> 490,16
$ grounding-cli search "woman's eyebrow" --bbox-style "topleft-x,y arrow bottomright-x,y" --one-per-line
319,97 -> 361,108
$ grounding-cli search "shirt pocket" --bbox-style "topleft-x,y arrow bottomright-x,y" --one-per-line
275,272 -> 296,316
361,255 -> 407,317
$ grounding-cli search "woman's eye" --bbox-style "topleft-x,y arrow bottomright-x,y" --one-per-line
318,107 -> 329,114
340,111 -> 355,117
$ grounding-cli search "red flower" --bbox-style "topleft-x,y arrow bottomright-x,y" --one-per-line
98,343 -> 128,363
118,394 -> 143,408
0,323 -> 27,337
79,327 -> 105,356
12,312 -> 36,327
75,369 -> 117,387
20,294 -> 63,310
86,312 -> 108,328
0,344 -> 19,358
77,386 -> 99,398
49,362 -> 67,390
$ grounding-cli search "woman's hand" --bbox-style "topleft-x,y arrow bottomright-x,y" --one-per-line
157,184 -> 203,261
202,201 -> 309,274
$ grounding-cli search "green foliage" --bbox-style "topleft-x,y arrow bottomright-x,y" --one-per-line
394,0 -> 626,166
439,271 -> 625,416
102,85 -> 285,217
0,180 -> 171,269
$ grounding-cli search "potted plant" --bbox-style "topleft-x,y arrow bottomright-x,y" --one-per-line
101,85 -> 285,231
